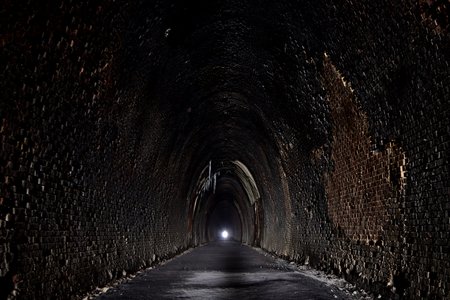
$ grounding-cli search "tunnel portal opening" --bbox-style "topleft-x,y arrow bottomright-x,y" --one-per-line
188,160 -> 263,246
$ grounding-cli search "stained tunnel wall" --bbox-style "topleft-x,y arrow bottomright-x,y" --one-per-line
1,0 -> 449,299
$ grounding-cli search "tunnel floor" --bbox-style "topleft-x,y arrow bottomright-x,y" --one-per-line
96,241 -> 359,299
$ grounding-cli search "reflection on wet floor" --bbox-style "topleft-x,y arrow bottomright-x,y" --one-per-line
96,241 -> 358,300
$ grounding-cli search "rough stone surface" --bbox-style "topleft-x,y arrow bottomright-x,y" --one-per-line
0,0 -> 448,299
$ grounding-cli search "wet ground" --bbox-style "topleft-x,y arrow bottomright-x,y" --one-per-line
96,241 -> 358,299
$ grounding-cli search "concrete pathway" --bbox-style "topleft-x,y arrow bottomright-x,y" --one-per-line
96,241 -> 356,299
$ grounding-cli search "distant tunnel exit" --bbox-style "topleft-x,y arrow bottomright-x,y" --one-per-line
188,160 -> 263,246
206,196 -> 242,242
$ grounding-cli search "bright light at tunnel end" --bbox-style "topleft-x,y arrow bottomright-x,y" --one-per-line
221,230 -> 229,239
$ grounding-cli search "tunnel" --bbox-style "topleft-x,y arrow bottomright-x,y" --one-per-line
190,160 -> 262,244
0,0 -> 449,299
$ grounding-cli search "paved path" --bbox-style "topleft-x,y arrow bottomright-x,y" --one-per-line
97,241 -> 355,300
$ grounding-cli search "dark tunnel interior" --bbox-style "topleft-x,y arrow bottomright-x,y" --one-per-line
206,194 -> 242,242
189,160 -> 261,246
0,0 -> 449,299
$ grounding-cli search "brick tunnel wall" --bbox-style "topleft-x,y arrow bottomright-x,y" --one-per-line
1,0 -> 449,299
0,1 -> 192,298
264,1 -> 449,299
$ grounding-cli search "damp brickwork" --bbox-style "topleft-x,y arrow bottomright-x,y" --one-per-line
275,1 -> 449,299
327,1 -> 448,298
324,57 -> 407,243
321,57 -> 410,297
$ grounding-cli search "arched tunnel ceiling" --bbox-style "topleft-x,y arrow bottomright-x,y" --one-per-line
138,1 -> 330,252
135,1 -> 331,241
123,0 -> 330,174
